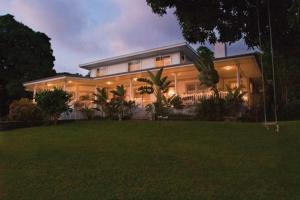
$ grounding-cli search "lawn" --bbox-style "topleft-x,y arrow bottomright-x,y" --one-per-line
0,121 -> 300,200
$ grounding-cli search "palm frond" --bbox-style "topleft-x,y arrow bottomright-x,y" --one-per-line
137,77 -> 153,85
137,86 -> 154,94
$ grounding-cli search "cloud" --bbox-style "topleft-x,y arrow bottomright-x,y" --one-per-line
1,0 -> 250,74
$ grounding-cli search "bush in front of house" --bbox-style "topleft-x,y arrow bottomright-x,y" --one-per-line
9,98 -> 42,122
35,88 -> 72,124
196,87 -> 247,121
196,95 -> 225,121
94,85 -> 137,120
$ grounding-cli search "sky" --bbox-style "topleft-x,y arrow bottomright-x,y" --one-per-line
0,0 -> 251,75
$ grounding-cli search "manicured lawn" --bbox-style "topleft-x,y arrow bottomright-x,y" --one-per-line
1,121 -> 300,200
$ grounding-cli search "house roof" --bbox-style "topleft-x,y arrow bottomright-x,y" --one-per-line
79,42 -> 199,70
23,75 -> 92,86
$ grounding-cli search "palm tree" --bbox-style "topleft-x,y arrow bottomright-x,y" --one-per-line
110,85 -> 127,120
137,68 -> 171,105
110,85 -> 126,101
93,87 -> 109,117
137,68 -> 171,118
224,86 -> 247,117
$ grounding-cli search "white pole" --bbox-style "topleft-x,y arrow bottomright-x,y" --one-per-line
268,0 -> 279,132
236,64 -> 241,88
129,79 -> 133,100
33,85 -> 37,103
255,4 -> 268,126
174,73 -> 178,94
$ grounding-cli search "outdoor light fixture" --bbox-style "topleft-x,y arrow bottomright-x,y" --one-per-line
47,83 -> 52,87
68,80 -> 72,84
106,81 -> 112,85
168,88 -> 176,96
224,66 -> 233,70
133,77 -> 138,81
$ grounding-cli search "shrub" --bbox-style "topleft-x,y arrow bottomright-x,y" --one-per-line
80,108 -> 95,120
165,95 -> 184,109
223,86 -> 246,118
9,98 -> 42,122
35,88 -> 72,124
196,96 -> 225,121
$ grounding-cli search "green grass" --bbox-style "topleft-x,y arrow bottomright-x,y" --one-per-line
1,121 -> 300,200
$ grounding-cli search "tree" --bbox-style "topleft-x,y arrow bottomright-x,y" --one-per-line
35,88 -> 71,124
146,0 -> 300,55
195,46 -> 219,89
9,98 -> 42,122
138,68 -> 172,118
93,87 -> 109,116
0,14 -> 56,117
110,85 -> 127,120
146,0 -> 300,118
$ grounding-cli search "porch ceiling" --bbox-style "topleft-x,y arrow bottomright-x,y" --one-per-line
214,55 -> 261,79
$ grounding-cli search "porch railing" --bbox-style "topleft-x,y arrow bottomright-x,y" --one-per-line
181,91 -> 228,105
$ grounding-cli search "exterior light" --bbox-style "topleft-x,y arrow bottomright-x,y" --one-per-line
106,81 -> 112,85
224,66 -> 233,70
133,77 -> 138,81
68,80 -> 72,84
47,83 -> 52,87
168,88 -> 176,96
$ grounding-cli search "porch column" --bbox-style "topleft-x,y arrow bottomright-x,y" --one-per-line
174,73 -> 178,94
63,81 -> 66,91
94,87 -> 98,101
33,85 -> 37,103
129,79 -> 133,100
75,85 -> 79,101
236,63 -> 241,88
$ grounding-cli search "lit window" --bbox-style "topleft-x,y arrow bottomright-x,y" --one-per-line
186,83 -> 196,94
128,60 -> 141,71
156,55 -> 171,67
186,82 -> 208,94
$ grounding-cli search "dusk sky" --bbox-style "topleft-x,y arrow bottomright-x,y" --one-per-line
1,0 -> 251,74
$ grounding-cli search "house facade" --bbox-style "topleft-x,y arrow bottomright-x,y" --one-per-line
24,43 -> 262,117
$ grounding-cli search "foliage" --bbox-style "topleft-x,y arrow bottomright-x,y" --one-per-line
8,98 -> 42,122
196,95 -> 225,121
146,0 -> 300,53
195,46 -> 219,88
94,85 -> 137,120
163,95 -> 184,109
0,14 -> 56,117
146,0 -> 300,112
138,68 -> 171,104
93,87 -> 109,117
80,108 -> 96,120
196,87 -> 246,120
35,88 -> 72,123
138,68 -> 172,118
223,86 -> 247,117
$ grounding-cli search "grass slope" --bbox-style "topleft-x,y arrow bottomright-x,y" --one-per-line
0,121 -> 300,200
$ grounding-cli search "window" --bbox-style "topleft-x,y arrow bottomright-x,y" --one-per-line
186,83 -> 197,94
181,53 -> 186,63
96,67 -> 107,76
128,60 -> 141,72
186,82 -> 208,94
156,55 -> 171,67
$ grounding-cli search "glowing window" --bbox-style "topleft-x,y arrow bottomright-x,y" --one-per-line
128,60 -> 141,71
156,55 -> 171,67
